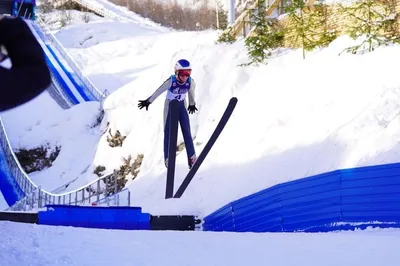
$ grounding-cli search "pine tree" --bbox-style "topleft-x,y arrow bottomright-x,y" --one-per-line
244,0 -> 284,64
285,0 -> 332,59
215,0 -> 228,30
339,0 -> 399,54
313,3 -> 338,48
216,26 -> 236,44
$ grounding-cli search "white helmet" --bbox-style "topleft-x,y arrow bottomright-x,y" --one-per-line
174,59 -> 191,71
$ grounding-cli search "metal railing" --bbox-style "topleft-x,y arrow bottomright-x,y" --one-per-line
46,76 -> 74,109
31,18 -> 106,102
0,117 -> 130,211
7,173 -> 131,211
0,11 -> 133,212
53,0 -> 126,21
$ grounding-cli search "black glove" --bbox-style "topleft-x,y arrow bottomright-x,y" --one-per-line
188,105 -> 198,114
138,99 -> 151,111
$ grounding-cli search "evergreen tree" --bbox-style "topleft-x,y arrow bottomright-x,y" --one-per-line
339,0 -> 399,54
216,26 -> 236,44
285,0 -> 333,59
215,0 -> 228,29
313,3 -> 338,48
244,0 -> 284,64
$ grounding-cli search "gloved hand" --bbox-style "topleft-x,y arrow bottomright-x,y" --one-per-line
188,105 -> 198,114
138,99 -> 151,111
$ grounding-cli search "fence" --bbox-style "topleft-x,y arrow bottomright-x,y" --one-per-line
33,18 -> 105,102
230,0 -> 400,42
203,162 -> 400,232
0,117 -> 130,211
53,0 -> 126,21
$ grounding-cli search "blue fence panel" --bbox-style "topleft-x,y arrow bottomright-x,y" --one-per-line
203,162 -> 400,232
30,22 -> 96,104
0,145 -> 25,207
203,204 -> 234,231
38,205 -> 151,230
44,56 -> 80,105
46,45 -> 92,102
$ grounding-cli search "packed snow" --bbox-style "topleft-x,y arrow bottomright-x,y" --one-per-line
1,221 -> 400,266
1,3 -> 400,218
0,2 -> 399,266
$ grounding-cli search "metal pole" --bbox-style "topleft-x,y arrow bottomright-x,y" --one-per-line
228,0 -> 235,26
216,1 -> 219,29
114,170 -> 118,205
97,179 -> 100,202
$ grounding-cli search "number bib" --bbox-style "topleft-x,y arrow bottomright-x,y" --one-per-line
166,76 -> 191,101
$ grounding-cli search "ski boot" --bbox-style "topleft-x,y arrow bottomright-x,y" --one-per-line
188,155 -> 197,169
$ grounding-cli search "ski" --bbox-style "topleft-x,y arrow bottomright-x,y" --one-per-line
173,97 -> 238,198
165,100 -> 179,199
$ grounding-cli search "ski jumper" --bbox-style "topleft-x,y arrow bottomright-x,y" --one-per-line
148,75 -> 196,165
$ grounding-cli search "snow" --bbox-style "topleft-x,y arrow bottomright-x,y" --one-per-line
0,3 -> 398,266
0,192 -> 7,210
0,91 -> 104,192
1,6 -> 400,218
51,14 -> 400,216
1,221 -> 400,266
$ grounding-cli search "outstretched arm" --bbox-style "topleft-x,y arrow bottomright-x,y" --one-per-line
138,77 -> 172,110
148,78 -> 172,103
188,78 -> 196,106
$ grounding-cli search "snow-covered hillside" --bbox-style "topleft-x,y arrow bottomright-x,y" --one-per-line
1,220 -> 400,266
2,7 -> 400,216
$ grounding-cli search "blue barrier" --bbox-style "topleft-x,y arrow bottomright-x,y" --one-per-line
38,205 -> 151,230
30,22 -> 95,103
44,56 -> 80,105
0,148 -> 25,207
203,162 -> 400,232
0,169 -> 24,207
46,45 -> 92,102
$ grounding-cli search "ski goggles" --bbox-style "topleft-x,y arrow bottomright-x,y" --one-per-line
177,70 -> 191,77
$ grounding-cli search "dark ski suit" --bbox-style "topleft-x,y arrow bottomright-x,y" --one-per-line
148,75 -> 196,165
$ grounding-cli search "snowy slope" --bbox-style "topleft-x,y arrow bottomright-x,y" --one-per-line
52,15 -> 400,216
1,9 -> 399,216
1,221 -> 400,266
0,192 -> 7,210
0,90 -> 104,192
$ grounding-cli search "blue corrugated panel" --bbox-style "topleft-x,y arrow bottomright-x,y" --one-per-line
39,205 -> 150,230
341,193 -> 400,204
234,214 -> 282,232
341,176 -> 400,190
282,205 -> 342,232
341,210 -> 400,223
341,185 -> 400,196
231,188 -> 282,232
231,184 -> 282,210
203,205 -> 234,231
202,162 -> 400,233
203,213 -> 235,231
340,162 -> 400,175
233,196 -> 281,218
279,170 -> 340,193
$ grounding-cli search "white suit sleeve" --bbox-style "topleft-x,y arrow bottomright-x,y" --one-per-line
188,78 -> 196,106
148,78 -> 172,103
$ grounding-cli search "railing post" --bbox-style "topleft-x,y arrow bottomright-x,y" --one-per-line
38,188 -> 42,208
97,179 -> 100,202
114,169 -> 118,194
113,170 -> 118,205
